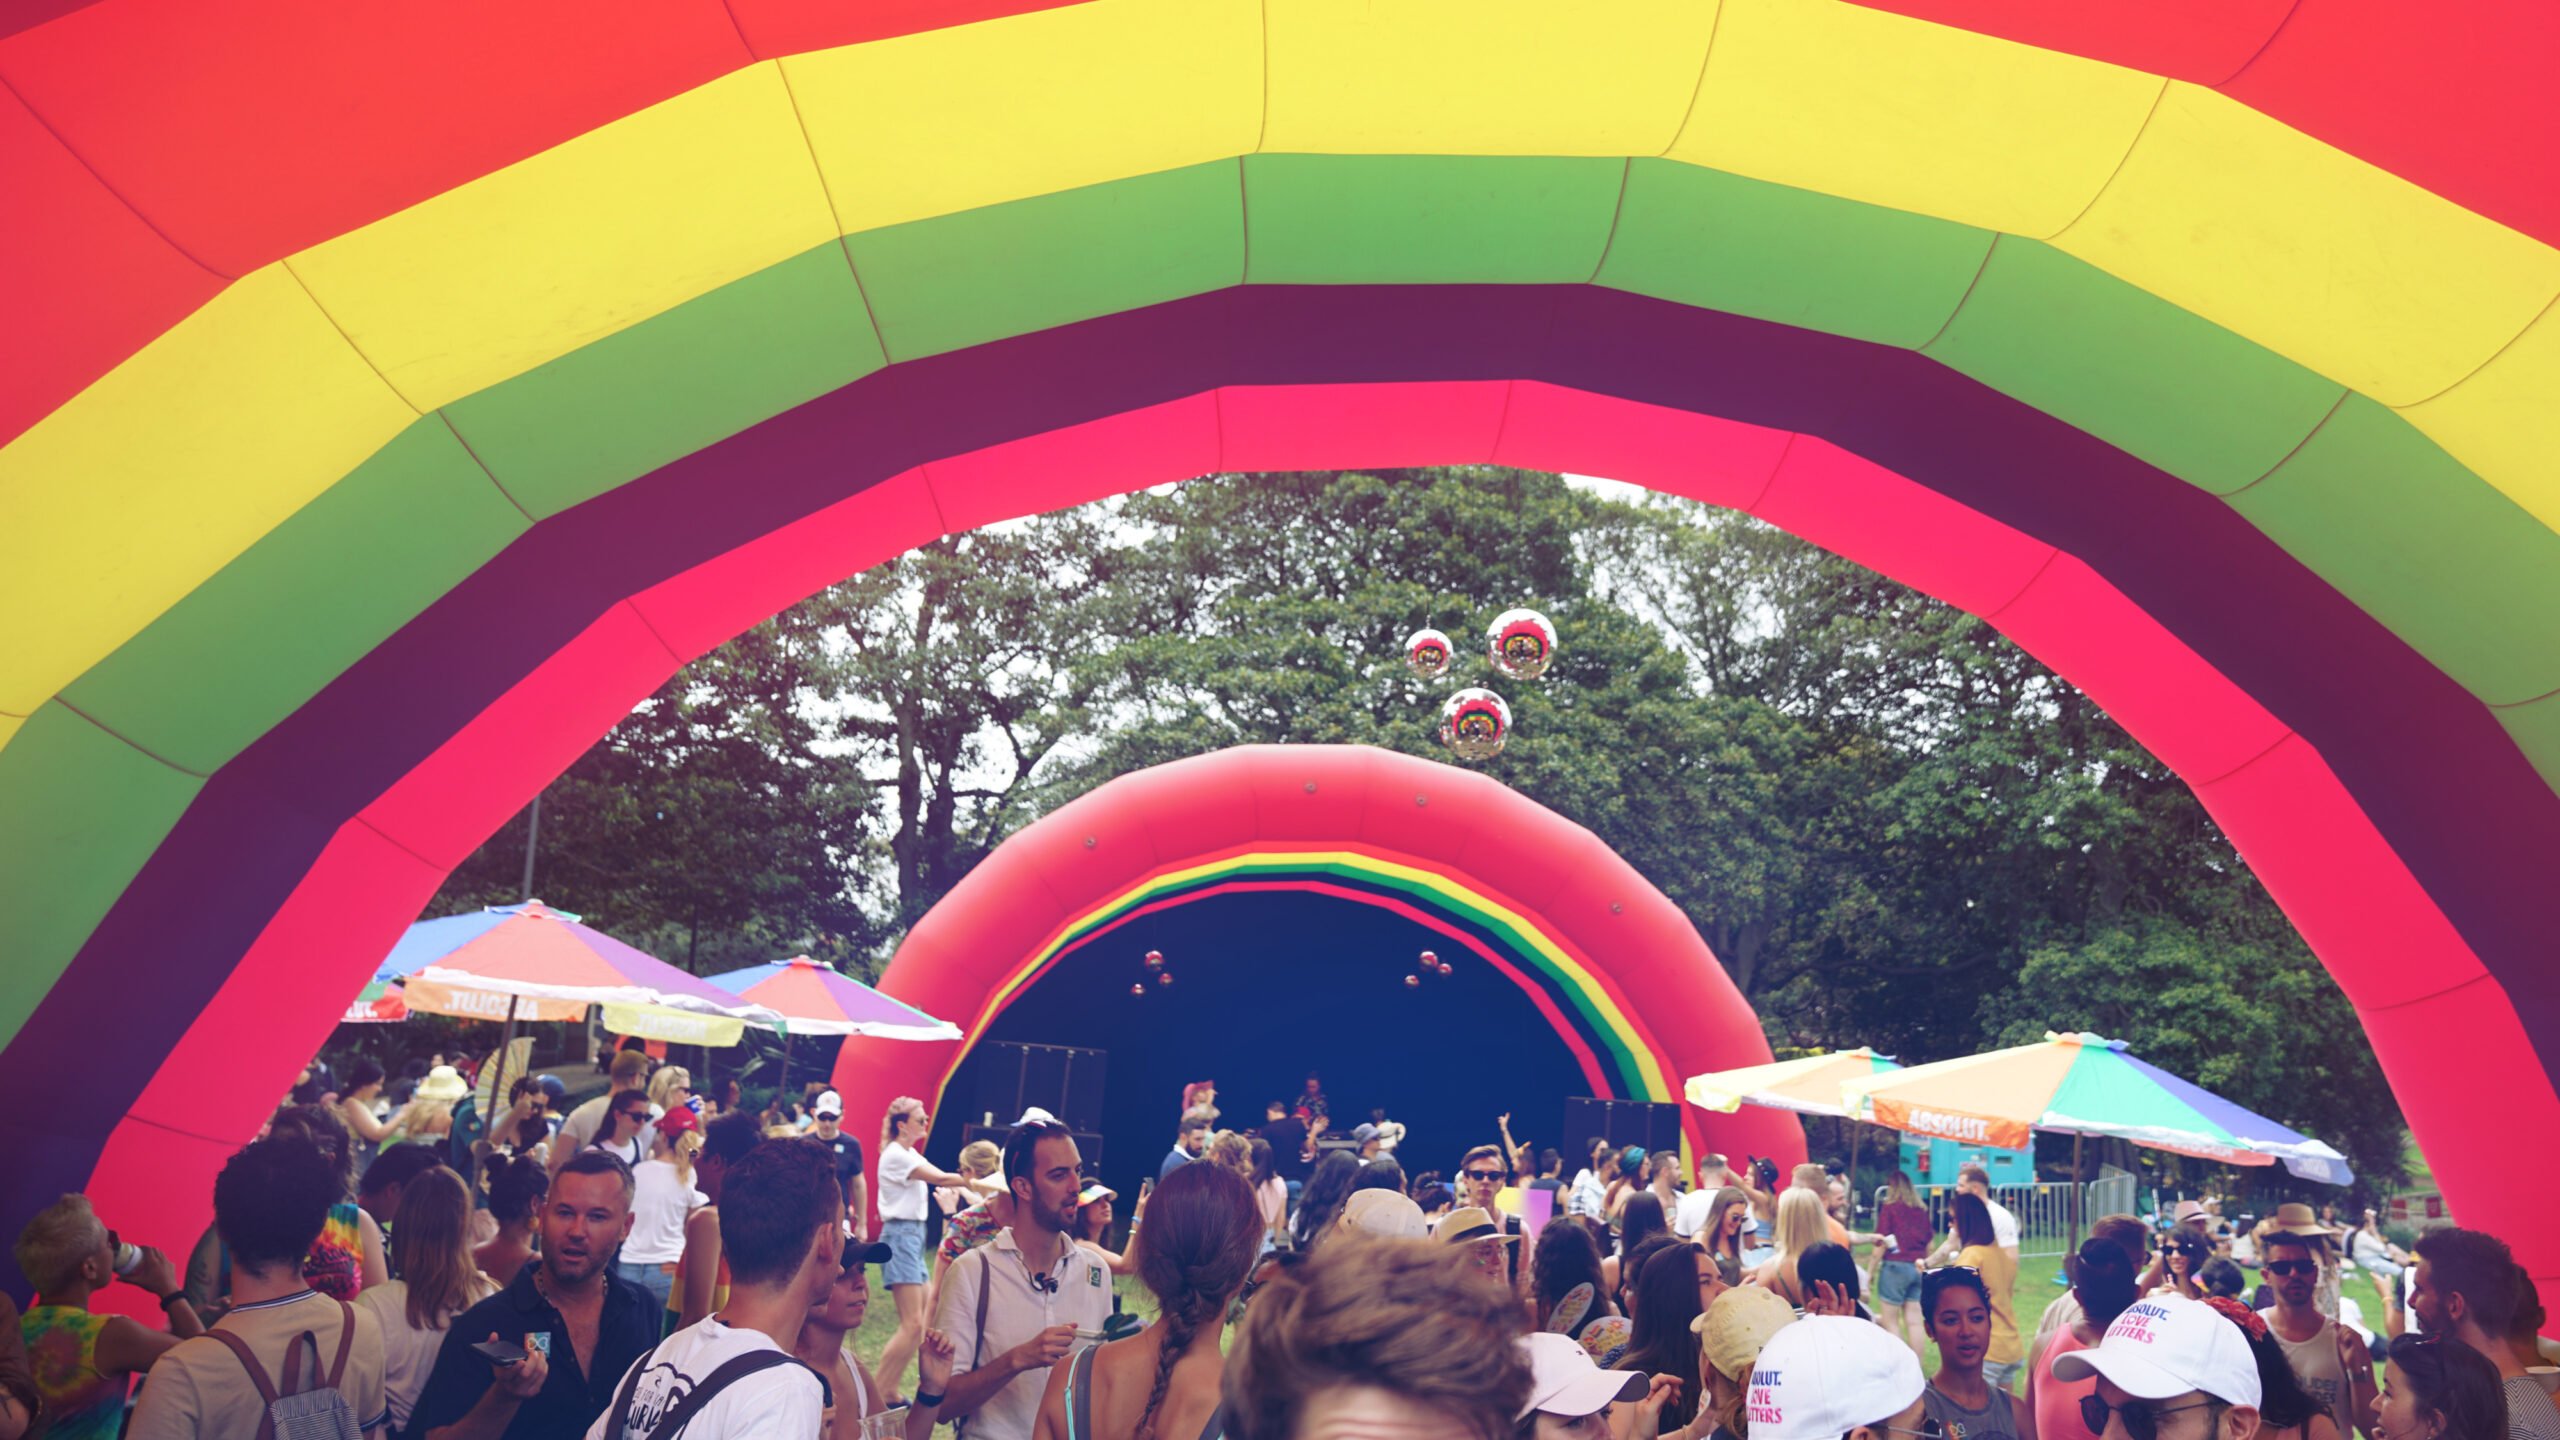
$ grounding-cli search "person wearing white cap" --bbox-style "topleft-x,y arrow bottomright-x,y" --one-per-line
1517,1332 -> 1676,1439
808,1090 -> 867,1240
2051,1293 -> 2263,1440
1748,1314 -> 1929,1440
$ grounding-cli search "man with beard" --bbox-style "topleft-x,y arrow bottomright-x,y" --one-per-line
930,1120 -> 1112,1440
413,1151 -> 660,1440
2257,1222 -> 2374,1440
2410,1228 -> 2560,1440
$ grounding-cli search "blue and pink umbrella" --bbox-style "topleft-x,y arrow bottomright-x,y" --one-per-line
704,956 -> 959,1040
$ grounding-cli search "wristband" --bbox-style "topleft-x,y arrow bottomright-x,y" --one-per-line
914,1392 -> 945,1408
157,1292 -> 187,1308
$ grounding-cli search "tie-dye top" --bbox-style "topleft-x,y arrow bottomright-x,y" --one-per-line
19,1305 -> 124,1440
302,1201 -> 366,1301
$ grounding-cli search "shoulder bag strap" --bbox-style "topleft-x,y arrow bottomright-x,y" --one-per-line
972,1247 -> 994,1374
324,1300 -> 355,1388
640,1350 -> 812,1440
208,1328 -> 282,1440
1066,1343 -> 1098,1440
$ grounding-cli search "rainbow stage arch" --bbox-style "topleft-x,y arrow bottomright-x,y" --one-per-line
826,743 -> 1809,1173
1,0 -> 2555,1301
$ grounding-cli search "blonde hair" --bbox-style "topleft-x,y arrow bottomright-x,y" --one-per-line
1789,1162 -> 1828,1192
1206,1129 -> 1252,1173
1774,1188 -> 1830,1267
13,1194 -> 106,1295
609,1049 -> 651,1088
881,1096 -> 925,1154
957,1140 -> 1002,1179
1885,1170 -> 1920,1207
646,1066 -> 691,1112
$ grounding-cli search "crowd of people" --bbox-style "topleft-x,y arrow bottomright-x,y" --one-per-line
3,1056 -> 2553,1440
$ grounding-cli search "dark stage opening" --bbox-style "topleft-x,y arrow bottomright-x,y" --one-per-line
927,888 -> 1604,1201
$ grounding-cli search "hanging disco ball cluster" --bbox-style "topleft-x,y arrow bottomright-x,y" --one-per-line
1404,608 -> 1557,762
1129,949 -> 1173,998
1403,947 -> 1457,988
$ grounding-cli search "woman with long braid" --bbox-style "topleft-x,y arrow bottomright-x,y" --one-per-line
1031,1158 -> 1262,1440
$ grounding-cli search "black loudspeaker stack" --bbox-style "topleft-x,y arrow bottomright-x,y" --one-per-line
968,1041 -> 1107,1134
1559,1096 -> 1685,1159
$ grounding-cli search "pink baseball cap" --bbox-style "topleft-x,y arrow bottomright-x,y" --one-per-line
2051,1293 -> 2263,1408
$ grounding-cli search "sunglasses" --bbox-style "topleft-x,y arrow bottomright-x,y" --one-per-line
617,1109 -> 650,1124
2081,1396 -> 2217,1440
1464,1170 -> 1504,1183
1882,1422 -> 1946,1440
2264,1260 -> 2318,1277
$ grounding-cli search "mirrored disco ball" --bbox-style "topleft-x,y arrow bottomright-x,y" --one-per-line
1405,628 -> 1455,680
1156,971 -> 1174,985
1144,950 -> 1164,970
1130,983 -> 1146,997
1405,974 -> 1421,988
1438,687 -> 1512,761
1486,609 -> 1557,681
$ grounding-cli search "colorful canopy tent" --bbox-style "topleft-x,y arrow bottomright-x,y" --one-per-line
0,0 -> 2552,1310
379,901 -> 589,1023
1839,1031 -> 2353,1184
824,744 -> 1809,1169
706,957 -> 963,1040
1685,1048 -> 1901,1119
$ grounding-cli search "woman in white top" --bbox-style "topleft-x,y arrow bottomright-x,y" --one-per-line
618,1107 -> 705,1311
874,1096 -> 971,1405
354,1167 -> 497,1437
584,1090 -> 652,1169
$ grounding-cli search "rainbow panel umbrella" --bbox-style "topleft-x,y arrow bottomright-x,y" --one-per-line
704,957 -> 960,1041
382,900 -> 767,1019
340,979 -> 406,1024
1839,1031 -> 2350,1184
1684,1048 -> 1901,1119
705,955 -> 959,1100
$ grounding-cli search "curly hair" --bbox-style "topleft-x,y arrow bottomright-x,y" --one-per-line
1132,1158 -> 1262,1438
266,1102 -> 358,1201
1225,1236 -> 1529,1440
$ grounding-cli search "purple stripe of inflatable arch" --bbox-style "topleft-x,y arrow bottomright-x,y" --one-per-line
9,284 -> 2555,1247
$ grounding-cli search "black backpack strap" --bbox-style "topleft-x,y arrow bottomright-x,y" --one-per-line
606,1343 -> 651,1440
634,1350 -> 823,1440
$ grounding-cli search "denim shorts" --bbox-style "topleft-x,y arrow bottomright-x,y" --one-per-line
883,1217 -> 928,1287
1875,1259 -> 1921,1306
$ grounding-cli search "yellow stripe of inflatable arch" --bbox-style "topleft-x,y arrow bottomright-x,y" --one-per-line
2,0 -> 2555,737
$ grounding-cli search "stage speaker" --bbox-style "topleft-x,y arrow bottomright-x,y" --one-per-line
962,1124 -> 1104,1176
1561,1097 -> 1684,1160
970,1041 -> 1107,1133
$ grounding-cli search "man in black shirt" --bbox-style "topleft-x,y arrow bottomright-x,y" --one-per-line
811,1090 -> 866,1238
1256,1101 -> 1311,1189
413,1151 -> 660,1440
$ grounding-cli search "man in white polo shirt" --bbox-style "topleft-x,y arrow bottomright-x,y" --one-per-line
928,1119 -> 1110,1440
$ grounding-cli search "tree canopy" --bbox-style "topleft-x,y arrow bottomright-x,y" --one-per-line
426,467 -> 2407,1192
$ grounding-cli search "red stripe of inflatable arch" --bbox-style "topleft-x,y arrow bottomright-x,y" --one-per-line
1,0 -> 2553,446
76,380 -> 2559,1319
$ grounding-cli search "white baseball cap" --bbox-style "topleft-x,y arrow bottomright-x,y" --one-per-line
1747,1315 -> 1926,1440
1517,1332 -> 1646,1420
812,1089 -> 842,1118
2051,1294 -> 2264,1409
1337,1189 -> 1429,1240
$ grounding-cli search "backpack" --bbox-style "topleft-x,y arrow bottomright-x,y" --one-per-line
605,1345 -> 833,1440
206,1300 -> 362,1440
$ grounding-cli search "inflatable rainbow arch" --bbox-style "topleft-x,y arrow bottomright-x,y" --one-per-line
1,0 -> 2554,1302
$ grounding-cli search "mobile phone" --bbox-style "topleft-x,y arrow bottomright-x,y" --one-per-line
469,1339 -> 528,1366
